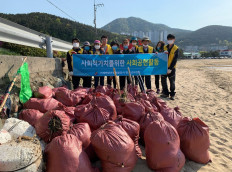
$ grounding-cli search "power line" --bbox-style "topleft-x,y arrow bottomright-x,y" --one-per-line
45,0 -> 77,22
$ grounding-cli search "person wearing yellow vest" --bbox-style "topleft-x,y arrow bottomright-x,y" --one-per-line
161,34 -> 179,100
67,38 -> 83,89
101,35 -> 113,55
137,37 -> 155,90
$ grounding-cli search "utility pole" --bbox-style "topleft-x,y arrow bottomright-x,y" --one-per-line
94,0 -> 104,36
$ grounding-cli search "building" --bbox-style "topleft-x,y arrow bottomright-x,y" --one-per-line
220,50 -> 232,57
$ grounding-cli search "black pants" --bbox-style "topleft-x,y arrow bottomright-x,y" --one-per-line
83,77 -> 92,88
72,76 -> 92,89
94,76 -> 104,88
141,75 -> 151,90
161,68 -> 176,96
107,76 -> 116,88
155,75 -> 160,89
119,76 -> 131,90
72,76 -> 80,89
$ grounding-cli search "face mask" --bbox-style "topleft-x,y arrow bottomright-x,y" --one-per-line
112,46 -> 118,51
95,45 -> 100,50
124,45 -> 129,49
132,43 -> 137,46
73,43 -> 79,48
84,46 -> 90,51
167,40 -> 174,45
143,44 -> 148,48
157,47 -> 160,50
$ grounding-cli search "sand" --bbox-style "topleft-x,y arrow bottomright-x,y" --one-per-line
133,59 -> 232,172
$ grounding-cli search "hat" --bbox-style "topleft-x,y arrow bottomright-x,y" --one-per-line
110,40 -> 119,47
83,41 -> 90,46
142,37 -> 150,42
130,37 -> 138,43
94,40 -> 101,44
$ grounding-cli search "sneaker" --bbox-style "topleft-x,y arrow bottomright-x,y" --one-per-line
156,89 -> 160,94
161,94 -> 169,98
170,96 -> 175,100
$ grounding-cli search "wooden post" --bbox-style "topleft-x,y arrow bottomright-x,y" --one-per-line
0,57 -> 27,113
127,67 -> 134,86
113,68 -> 121,96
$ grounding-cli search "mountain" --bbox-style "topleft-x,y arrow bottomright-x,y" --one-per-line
0,12 -> 127,44
101,17 -> 191,35
102,17 -> 232,47
176,25 -> 232,46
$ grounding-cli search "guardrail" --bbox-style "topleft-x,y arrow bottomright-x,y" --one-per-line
0,17 -> 72,57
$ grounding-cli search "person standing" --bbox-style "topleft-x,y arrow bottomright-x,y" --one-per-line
101,35 -> 113,55
107,40 -> 121,88
154,41 -> 165,94
137,37 -> 155,90
161,34 -> 179,100
82,41 -> 92,88
120,38 -> 135,90
67,38 -> 83,89
92,40 -> 105,88
130,37 -> 139,52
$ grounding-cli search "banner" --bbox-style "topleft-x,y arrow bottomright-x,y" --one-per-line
73,53 -> 168,76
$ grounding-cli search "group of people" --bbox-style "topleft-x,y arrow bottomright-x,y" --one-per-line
67,34 -> 179,100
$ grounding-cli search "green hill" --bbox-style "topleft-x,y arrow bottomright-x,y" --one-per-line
176,25 -> 232,46
0,12 -> 127,44
101,17 -> 191,35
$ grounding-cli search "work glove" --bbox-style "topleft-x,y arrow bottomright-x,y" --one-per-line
167,69 -> 172,75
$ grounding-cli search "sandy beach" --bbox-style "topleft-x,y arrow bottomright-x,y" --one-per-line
134,59 -> 232,172
0,59 -> 231,172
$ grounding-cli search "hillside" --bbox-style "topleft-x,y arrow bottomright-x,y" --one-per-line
0,12 -> 127,44
176,25 -> 232,46
101,17 -> 191,35
102,17 -> 232,46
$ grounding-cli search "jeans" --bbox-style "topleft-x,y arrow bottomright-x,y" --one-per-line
161,68 -> 176,96
94,76 -> 104,88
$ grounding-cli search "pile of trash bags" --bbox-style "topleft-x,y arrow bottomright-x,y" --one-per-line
0,85 -> 211,172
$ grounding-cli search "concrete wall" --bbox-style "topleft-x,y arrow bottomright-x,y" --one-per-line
0,55 -> 67,86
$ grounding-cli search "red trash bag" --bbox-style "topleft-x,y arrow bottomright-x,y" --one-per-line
139,111 -> 164,144
151,97 -> 168,112
55,104 -> 76,123
35,110 -> 70,143
45,134 -> 98,172
91,122 -> 138,172
146,89 -> 157,101
114,115 -> 142,157
144,120 -> 185,172
113,92 -> 135,115
137,99 -> 158,112
72,87 -> 89,99
94,85 -> 110,95
127,84 -> 138,98
34,86 -> 53,99
54,87 -> 82,106
75,103 -> 111,131
19,109 -> 43,127
90,93 -> 117,119
177,117 -> 211,164
122,102 -> 145,122
69,123 -> 91,149
82,94 -> 93,105
24,98 -> 60,113
160,107 -> 182,129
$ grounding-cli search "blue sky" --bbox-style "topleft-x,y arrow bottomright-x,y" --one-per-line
1,0 -> 232,31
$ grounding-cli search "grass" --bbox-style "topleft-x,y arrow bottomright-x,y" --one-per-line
0,48 -> 21,55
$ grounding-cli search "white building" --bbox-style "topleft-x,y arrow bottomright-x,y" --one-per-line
220,50 -> 232,57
